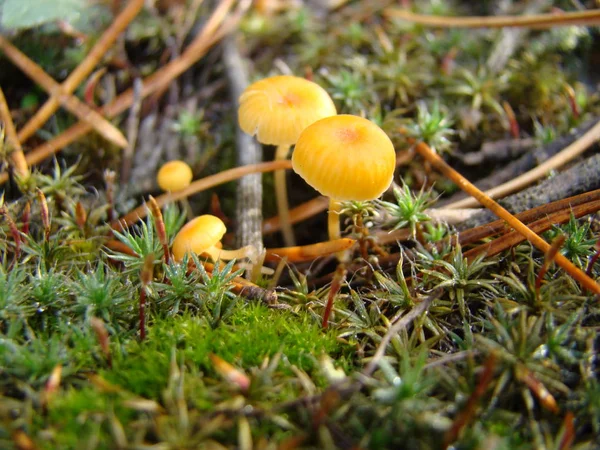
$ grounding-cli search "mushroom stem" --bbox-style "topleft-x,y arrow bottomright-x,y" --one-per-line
327,198 -> 343,241
327,198 -> 342,241
327,199 -> 351,262
204,244 -> 257,263
275,144 -> 295,246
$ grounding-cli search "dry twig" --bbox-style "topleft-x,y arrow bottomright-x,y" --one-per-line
222,34 -> 264,252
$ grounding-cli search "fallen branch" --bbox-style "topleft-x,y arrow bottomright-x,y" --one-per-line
222,34 -> 264,253
447,119 -> 600,209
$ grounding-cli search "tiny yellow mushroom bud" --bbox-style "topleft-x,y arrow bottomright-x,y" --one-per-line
157,160 -> 193,192
157,160 -> 194,218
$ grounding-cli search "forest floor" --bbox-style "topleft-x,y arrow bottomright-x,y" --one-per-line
1,1 -> 600,449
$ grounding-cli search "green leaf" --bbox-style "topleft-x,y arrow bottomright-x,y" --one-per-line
1,0 -> 88,31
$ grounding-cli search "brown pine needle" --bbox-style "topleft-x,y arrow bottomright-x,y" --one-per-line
112,160 -> 292,229
0,87 -> 29,179
0,0 -> 248,186
264,238 -> 356,263
384,8 -> 600,29
413,140 -> 600,295
447,118 -> 600,209
0,36 -> 128,148
17,0 -> 144,144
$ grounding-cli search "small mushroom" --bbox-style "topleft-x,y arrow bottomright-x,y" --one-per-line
292,114 -> 396,251
238,75 -> 336,247
172,214 -> 256,262
157,160 -> 194,219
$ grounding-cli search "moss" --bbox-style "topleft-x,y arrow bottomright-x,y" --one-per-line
106,303 -> 347,399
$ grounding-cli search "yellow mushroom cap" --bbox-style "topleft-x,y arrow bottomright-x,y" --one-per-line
238,75 -> 337,146
157,160 -> 193,192
292,115 -> 396,201
172,215 -> 227,261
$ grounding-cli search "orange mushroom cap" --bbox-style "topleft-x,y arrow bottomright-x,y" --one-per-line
292,115 -> 396,201
157,160 -> 193,192
172,215 -> 227,261
238,75 -> 337,146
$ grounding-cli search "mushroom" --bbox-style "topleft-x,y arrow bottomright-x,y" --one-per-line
238,75 -> 336,246
172,214 -> 256,262
292,114 -> 396,249
157,160 -> 194,219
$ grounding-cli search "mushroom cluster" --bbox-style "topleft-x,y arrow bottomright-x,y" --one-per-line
168,75 -> 396,267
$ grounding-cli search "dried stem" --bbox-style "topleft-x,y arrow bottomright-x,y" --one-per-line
112,160 -> 291,229
148,196 -> 170,264
264,238 -> 355,263
139,254 -> 155,341
413,140 -> 600,295
322,264 -> 347,329
0,87 -> 29,179
17,0 -> 145,144
384,7 -> 600,29
443,353 -> 497,448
